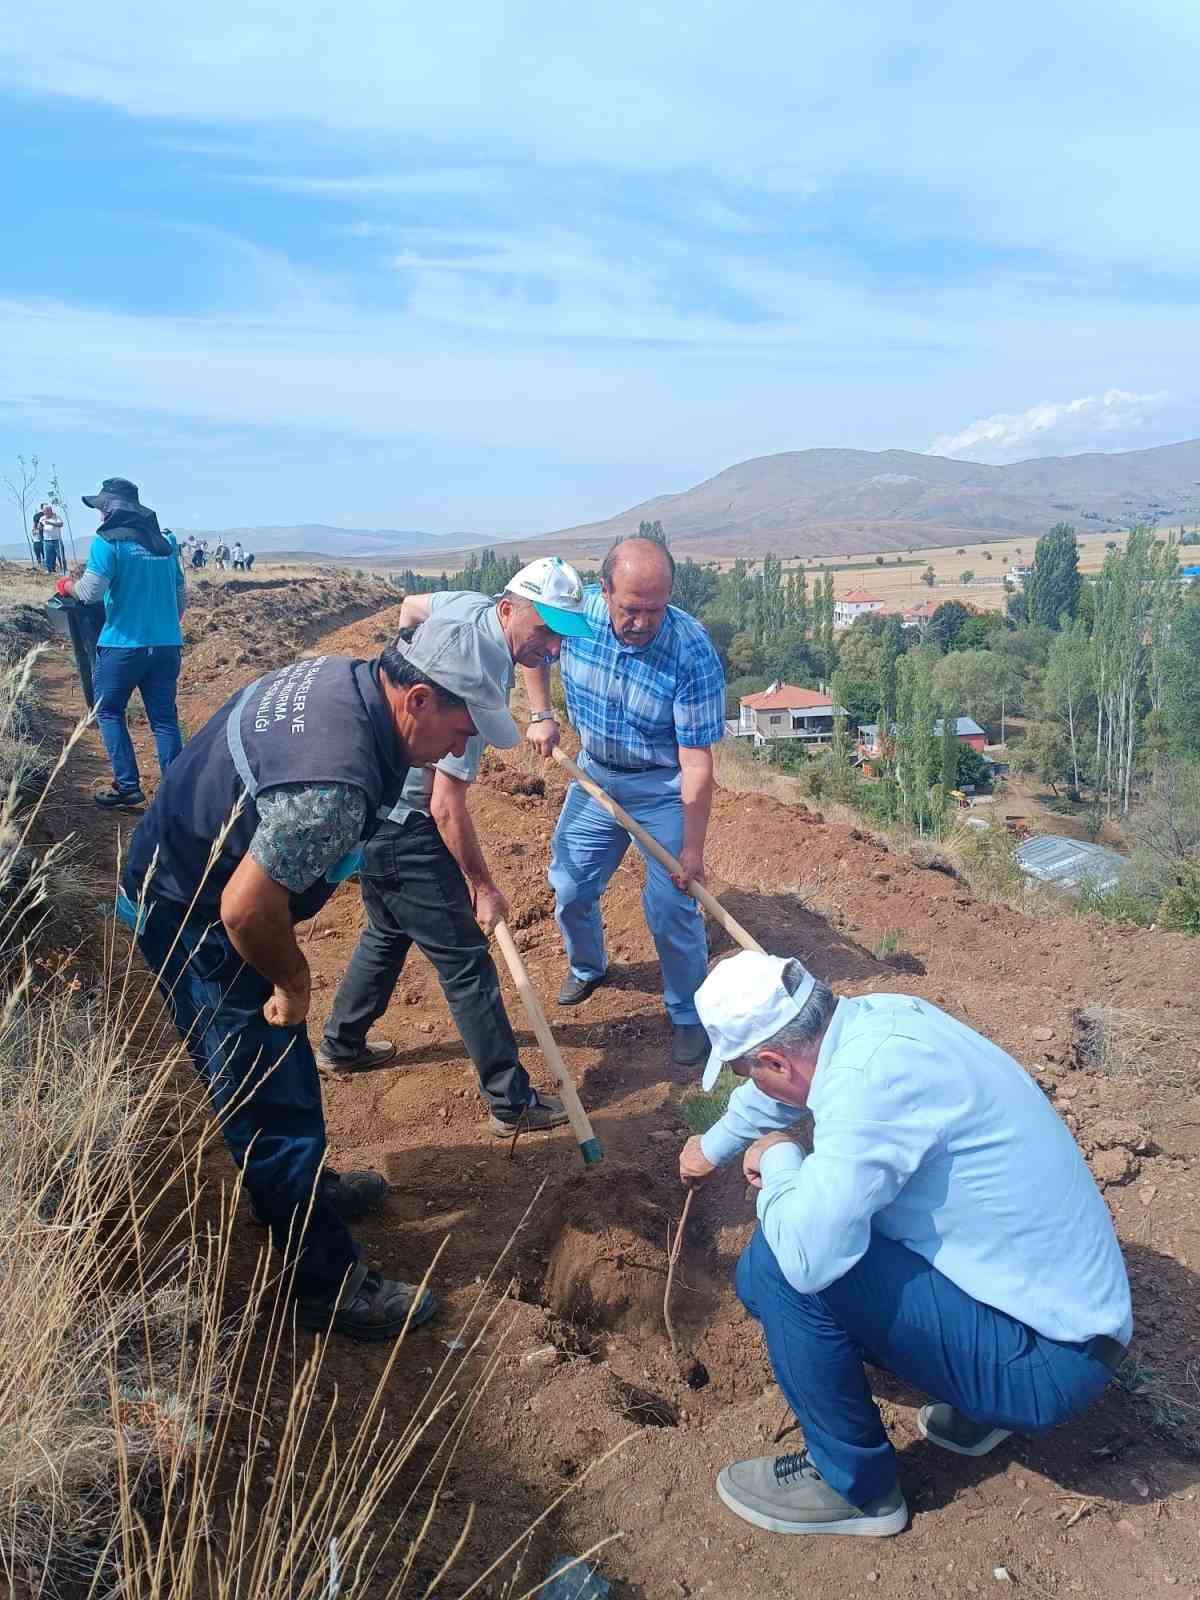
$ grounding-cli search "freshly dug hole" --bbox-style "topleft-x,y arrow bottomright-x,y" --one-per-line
528,1163 -> 717,1340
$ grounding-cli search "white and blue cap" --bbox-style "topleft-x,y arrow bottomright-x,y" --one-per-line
695,952 -> 817,1091
504,556 -> 594,639
392,616 -> 520,750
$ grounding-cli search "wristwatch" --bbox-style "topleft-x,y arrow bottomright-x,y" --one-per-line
528,711 -> 559,724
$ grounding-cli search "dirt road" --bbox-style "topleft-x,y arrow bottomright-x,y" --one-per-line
46,582 -> 1200,1598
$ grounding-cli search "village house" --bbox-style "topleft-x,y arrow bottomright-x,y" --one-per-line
833,589 -> 886,629
857,715 -> 988,762
734,682 -> 844,747
1008,563 -> 1033,585
902,598 -> 939,627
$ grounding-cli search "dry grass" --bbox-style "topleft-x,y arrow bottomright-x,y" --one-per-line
711,741 -> 810,806
1073,1005 -> 1199,1090
0,649 -> 626,1598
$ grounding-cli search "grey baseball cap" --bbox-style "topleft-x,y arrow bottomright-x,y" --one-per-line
391,616 -> 519,750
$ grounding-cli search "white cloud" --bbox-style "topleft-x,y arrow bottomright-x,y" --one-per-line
930,389 -> 1172,461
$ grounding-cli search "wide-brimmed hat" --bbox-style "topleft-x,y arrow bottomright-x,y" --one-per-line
82,477 -> 143,511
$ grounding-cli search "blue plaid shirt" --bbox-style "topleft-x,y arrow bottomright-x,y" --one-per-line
560,587 -> 726,768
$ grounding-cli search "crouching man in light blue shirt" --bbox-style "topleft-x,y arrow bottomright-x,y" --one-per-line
680,952 -> 1132,1540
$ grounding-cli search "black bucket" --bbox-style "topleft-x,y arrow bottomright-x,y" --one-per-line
45,597 -> 106,710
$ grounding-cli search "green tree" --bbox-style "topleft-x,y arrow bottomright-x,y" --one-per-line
672,558 -> 719,616
1041,619 -> 1095,796
1164,600 -> 1200,756
954,613 -> 1002,652
926,600 -> 972,653
727,630 -> 764,676
637,519 -> 668,544
960,569 -> 975,584
933,648 -> 1006,734
1026,522 -> 1082,629
921,565 -> 935,588
940,702 -> 960,795
828,671 -> 856,799
895,650 -> 939,833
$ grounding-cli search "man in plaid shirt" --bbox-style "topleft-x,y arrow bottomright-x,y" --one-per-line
521,536 -> 726,1064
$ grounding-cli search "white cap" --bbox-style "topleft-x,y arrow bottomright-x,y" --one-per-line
504,557 -> 593,638
694,952 -> 817,1091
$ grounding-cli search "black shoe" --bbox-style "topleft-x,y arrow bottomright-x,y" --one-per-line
295,1261 -> 438,1343
95,785 -> 146,810
250,1167 -> 388,1227
672,1022 -> 710,1066
487,1090 -> 570,1136
315,1038 -> 397,1073
556,972 -> 607,1006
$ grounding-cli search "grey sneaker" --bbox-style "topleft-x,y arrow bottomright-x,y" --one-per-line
487,1089 -> 570,1137
672,1022 -> 709,1066
295,1261 -> 439,1343
716,1449 -> 908,1537
918,1404 -> 1013,1457
316,1037 -> 397,1073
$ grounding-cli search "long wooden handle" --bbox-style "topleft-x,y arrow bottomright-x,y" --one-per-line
552,748 -> 764,955
492,919 -> 602,1166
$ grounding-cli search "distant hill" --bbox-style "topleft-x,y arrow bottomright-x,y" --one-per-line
6,439 -> 1197,569
418,438 -> 1200,570
172,524 -> 505,559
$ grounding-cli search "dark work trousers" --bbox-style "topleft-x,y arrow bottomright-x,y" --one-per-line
322,813 -> 531,1120
135,894 -> 358,1299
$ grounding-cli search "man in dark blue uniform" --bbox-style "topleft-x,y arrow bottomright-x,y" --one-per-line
120,617 -> 516,1342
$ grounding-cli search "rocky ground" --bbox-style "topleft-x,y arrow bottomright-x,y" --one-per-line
31,577 -> 1200,1599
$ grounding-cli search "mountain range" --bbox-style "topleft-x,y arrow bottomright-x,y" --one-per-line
496,436 -> 1200,568
6,439 -> 1198,567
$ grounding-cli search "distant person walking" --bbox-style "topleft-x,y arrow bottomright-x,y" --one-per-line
39,503 -> 65,573
232,540 -> 246,571
243,549 -> 255,572
57,477 -> 187,810
31,507 -> 45,569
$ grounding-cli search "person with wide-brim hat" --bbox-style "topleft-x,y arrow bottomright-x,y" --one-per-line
58,477 -> 187,808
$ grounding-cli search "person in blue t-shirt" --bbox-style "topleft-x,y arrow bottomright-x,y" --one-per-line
58,477 -> 187,810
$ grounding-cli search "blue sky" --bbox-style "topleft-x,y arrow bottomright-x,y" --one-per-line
2,0 -> 1198,534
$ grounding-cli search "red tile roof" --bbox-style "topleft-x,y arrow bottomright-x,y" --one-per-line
741,684 -> 834,711
838,590 -> 884,604
903,599 -> 939,619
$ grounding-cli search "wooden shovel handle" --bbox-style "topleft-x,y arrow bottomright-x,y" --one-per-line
551,748 -> 764,955
493,918 -> 602,1165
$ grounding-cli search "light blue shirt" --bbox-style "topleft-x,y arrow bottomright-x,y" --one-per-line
80,535 -> 186,648
701,993 -> 1132,1347
386,590 -> 513,822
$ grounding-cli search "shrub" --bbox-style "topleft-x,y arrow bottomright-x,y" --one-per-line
1159,865 -> 1200,935
1076,875 -> 1155,927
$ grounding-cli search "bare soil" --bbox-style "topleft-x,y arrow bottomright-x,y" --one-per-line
36,581 -> 1200,1598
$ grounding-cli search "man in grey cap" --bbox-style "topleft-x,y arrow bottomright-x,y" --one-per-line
120,617 -> 516,1342
680,951 -> 1131,1539
319,557 -> 594,1138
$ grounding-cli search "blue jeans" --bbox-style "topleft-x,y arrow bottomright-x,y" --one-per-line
93,645 -> 183,793
737,1227 -> 1117,1509
548,755 -> 708,1024
133,894 -> 357,1298
42,538 -> 64,573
